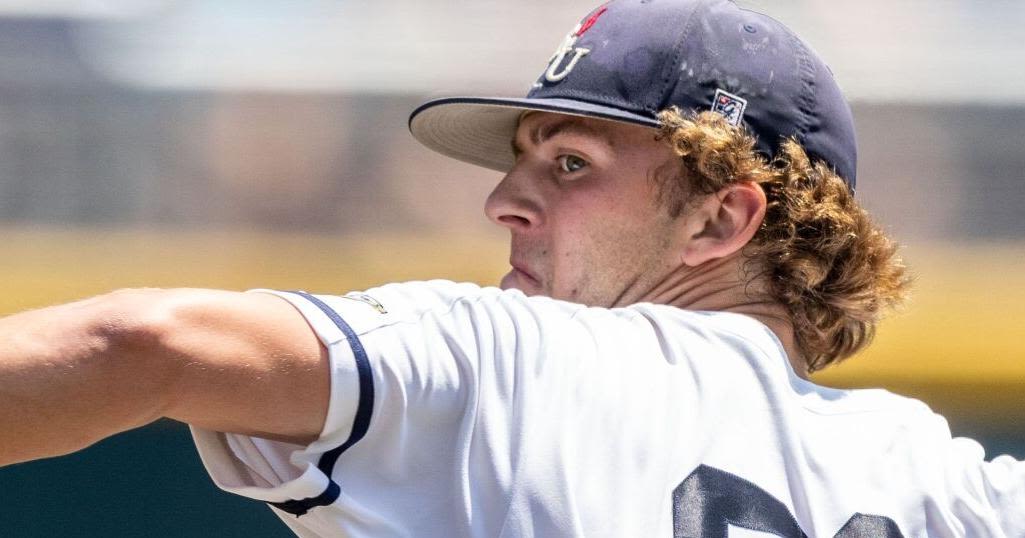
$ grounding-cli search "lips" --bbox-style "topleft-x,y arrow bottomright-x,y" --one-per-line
514,266 -> 540,286
504,261 -> 541,291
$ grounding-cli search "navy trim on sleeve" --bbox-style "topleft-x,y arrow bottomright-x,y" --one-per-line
268,290 -> 376,517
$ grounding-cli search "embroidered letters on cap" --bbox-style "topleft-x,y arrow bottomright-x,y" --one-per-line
543,6 -> 608,83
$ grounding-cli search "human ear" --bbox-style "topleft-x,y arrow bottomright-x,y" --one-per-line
679,181 -> 767,266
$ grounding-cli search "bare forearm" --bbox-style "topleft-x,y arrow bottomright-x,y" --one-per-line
0,290 -> 171,466
0,287 -> 329,466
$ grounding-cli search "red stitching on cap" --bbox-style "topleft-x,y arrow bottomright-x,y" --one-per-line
576,5 -> 608,36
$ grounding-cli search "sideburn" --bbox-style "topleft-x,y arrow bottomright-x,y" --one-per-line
648,155 -> 692,219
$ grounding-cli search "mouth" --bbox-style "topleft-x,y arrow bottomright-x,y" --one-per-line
503,262 -> 541,291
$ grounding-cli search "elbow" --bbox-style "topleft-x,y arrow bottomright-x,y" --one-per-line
91,288 -> 176,352
86,288 -> 186,419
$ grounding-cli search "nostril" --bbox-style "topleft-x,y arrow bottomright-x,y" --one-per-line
498,214 -> 531,228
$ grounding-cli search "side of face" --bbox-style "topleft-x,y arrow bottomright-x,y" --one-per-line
484,112 -> 688,307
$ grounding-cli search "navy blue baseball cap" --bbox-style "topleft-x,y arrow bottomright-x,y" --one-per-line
409,0 -> 858,188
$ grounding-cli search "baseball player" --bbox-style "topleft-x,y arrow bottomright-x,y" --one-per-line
1,0 -> 1022,536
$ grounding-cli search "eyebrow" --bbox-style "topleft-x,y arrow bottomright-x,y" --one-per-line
511,117 -> 616,157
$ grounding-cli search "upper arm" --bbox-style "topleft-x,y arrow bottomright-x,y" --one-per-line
139,289 -> 329,445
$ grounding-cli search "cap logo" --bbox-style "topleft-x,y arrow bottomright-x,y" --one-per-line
542,6 -> 608,83
711,89 -> 748,126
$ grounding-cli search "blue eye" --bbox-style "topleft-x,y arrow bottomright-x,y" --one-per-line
557,154 -> 588,173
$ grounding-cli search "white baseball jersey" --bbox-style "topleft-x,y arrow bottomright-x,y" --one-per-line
191,280 -> 1025,537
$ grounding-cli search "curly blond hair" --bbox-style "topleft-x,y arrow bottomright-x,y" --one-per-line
656,109 -> 911,372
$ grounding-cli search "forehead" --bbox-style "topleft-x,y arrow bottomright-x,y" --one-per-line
514,111 -> 656,149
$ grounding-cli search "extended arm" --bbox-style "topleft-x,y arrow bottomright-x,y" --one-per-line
0,288 -> 329,467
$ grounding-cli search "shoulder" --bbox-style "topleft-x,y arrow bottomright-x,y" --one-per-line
617,303 -> 788,365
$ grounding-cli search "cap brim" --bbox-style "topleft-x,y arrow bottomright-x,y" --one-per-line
408,97 -> 660,173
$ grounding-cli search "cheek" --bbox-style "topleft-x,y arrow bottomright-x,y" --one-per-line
547,192 -> 621,256
546,202 -> 658,285
541,171 -> 675,298
579,204 -> 677,270
554,183 -> 632,232
559,180 -> 664,242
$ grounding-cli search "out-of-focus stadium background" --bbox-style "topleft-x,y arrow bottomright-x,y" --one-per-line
0,1 -> 1022,536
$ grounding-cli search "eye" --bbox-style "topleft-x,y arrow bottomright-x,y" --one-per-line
557,154 -> 588,174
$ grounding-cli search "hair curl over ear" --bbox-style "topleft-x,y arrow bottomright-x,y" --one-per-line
657,109 -> 911,372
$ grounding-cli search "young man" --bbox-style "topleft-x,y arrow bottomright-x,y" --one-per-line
1,1 -> 1021,536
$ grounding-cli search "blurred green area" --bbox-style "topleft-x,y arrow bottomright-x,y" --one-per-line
1,420 -> 289,537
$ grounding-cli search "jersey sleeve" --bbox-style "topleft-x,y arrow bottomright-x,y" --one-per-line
189,280 -> 496,516
945,436 -> 1025,535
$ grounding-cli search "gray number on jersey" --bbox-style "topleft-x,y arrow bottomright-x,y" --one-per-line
672,465 -> 904,537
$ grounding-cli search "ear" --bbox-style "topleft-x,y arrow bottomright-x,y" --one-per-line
679,181 -> 767,266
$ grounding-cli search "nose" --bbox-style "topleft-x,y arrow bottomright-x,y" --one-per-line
484,163 -> 542,232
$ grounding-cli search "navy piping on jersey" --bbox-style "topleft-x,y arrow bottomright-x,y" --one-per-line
268,291 -> 375,517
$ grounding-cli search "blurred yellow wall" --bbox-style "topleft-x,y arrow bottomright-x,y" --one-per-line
2,226 -> 1022,427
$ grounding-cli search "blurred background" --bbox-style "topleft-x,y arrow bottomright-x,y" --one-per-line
0,0 -> 1022,536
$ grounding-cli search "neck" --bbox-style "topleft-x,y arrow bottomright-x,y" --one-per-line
639,253 -> 809,379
